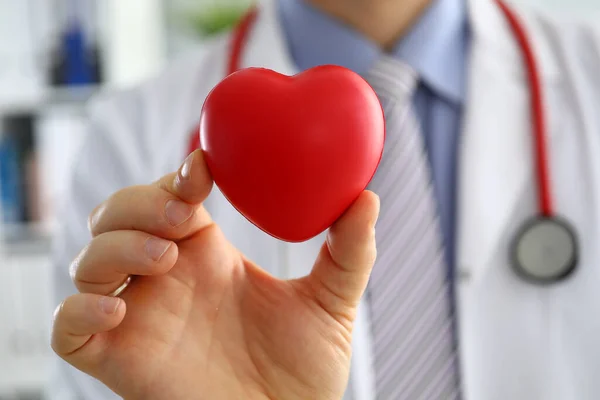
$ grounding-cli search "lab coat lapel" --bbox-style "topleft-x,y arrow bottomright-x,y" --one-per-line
457,0 -> 561,281
241,0 -> 298,76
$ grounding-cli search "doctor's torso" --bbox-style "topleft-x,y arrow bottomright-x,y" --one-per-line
50,0 -> 600,399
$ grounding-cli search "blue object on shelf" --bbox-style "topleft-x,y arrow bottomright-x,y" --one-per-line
0,133 -> 24,224
63,19 -> 94,85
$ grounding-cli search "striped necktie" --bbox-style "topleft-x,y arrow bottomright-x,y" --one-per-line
364,56 -> 461,400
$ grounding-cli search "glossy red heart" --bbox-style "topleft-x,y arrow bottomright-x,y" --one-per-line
199,65 -> 385,242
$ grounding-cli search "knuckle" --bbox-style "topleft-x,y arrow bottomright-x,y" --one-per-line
87,203 -> 104,236
70,243 -> 91,283
51,300 -> 70,355
88,192 -> 119,235
155,173 -> 175,192
87,186 -> 140,235
50,301 -> 64,355
53,299 -> 66,323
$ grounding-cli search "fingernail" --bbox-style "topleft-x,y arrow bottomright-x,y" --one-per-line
179,153 -> 194,181
165,199 -> 193,226
145,237 -> 172,261
99,297 -> 121,314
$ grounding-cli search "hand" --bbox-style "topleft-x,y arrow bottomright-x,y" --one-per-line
51,150 -> 379,400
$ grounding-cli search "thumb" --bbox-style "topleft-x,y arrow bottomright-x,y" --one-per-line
308,190 -> 380,326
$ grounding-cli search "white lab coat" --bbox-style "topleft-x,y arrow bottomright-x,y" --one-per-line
48,0 -> 600,399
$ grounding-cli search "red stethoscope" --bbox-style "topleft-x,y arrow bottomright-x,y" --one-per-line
189,0 -> 578,284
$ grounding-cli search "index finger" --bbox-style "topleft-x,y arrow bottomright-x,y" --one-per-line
89,150 -> 215,238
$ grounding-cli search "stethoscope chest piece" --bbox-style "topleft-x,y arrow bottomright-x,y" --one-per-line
511,216 -> 579,283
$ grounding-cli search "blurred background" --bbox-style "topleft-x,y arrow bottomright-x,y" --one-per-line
0,0 -> 599,399
0,0 -> 252,398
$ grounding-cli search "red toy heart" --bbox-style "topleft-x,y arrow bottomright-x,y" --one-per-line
200,65 -> 385,242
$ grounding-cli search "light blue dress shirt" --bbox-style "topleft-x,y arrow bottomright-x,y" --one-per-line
278,0 -> 470,277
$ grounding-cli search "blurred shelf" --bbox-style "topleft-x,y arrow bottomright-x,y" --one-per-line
46,84 -> 101,106
0,84 -> 103,116
0,95 -> 42,115
0,391 -> 45,400
1,223 -> 52,256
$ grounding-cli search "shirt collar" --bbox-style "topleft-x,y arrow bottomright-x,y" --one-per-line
278,0 -> 470,105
